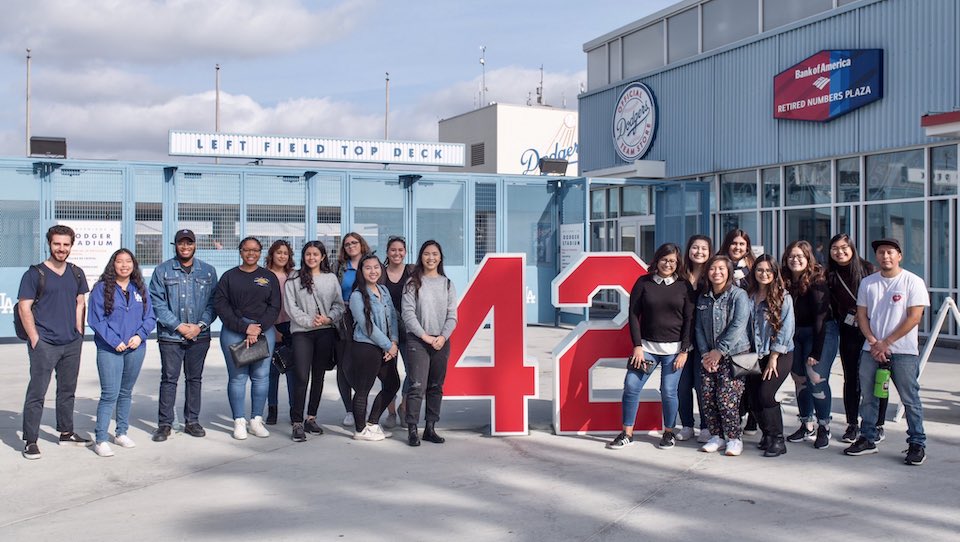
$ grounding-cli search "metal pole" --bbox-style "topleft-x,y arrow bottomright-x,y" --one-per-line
479,46 -> 486,106
26,48 -> 31,156
215,63 -> 220,164
385,72 -> 389,139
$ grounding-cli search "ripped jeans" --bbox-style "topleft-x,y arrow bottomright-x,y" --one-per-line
791,321 -> 839,425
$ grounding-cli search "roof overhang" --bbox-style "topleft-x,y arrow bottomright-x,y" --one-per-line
922,111 -> 960,138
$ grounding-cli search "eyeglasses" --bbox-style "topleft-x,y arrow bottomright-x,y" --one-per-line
658,259 -> 678,265
755,269 -> 774,275
344,241 -> 360,247
830,244 -> 851,253
787,255 -> 806,261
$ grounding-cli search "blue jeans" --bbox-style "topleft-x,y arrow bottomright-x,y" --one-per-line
792,321 -> 839,424
95,345 -> 147,443
677,345 -> 705,429
220,324 -> 275,420
620,353 -> 683,429
859,351 -> 925,446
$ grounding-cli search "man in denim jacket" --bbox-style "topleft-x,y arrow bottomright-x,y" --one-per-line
148,229 -> 218,441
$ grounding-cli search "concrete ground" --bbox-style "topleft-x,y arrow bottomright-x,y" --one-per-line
1,326 -> 958,541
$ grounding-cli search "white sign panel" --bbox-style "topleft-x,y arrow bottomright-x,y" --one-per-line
60,221 -> 122,290
169,130 -> 465,167
559,224 -> 584,316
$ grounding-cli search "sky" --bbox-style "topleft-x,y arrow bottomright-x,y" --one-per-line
0,0 -> 678,162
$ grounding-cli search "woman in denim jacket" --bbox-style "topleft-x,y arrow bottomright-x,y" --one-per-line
745,255 -> 795,457
348,254 -> 400,441
695,255 -> 750,456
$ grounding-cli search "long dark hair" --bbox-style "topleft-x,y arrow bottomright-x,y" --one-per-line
352,253 -> 383,337
266,240 -> 294,275
98,248 -> 146,317
718,229 -> 755,268
338,232 -> 371,268
684,234 -> 712,293
646,243 -> 685,280
405,240 -> 447,299
782,240 -> 824,297
297,241 -> 331,294
747,254 -> 786,336
826,233 -> 870,286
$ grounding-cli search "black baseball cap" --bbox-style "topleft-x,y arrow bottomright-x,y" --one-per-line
871,238 -> 902,253
174,229 -> 196,243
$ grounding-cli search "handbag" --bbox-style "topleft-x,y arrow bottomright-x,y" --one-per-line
228,334 -> 270,367
272,343 -> 295,374
728,351 -> 761,378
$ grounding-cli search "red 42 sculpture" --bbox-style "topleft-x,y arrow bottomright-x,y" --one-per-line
443,252 -> 657,436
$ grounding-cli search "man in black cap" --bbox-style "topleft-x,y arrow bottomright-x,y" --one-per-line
844,238 -> 929,465
148,229 -> 218,441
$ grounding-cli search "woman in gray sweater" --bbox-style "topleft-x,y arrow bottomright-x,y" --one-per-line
283,241 -> 345,442
401,240 -> 458,446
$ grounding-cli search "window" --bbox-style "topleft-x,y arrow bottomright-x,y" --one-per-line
609,39 -> 622,82
930,145 -> 958,196
866,149 -> 924,201
785,161 -> 831,206
622,23 -> 664,77
415,181 -> 465,266
761,167 -> 780,208
587,46 -> 608,89
762,0 -> 832,31
622,185 -> 650,216
506,184 -> 555,266
719,212 -> 757,242
0,167 -> 41,267
352,178 -> 404,257
930,200 -> 952,288
668,8 -> 699,63
135,170 -> 164,267
785,207 -> 831,262
720,170 -> 757,211
837,157 -> 860,203
866,202 -> 924,277
475,182 -> 497,263
702,0 -> 759,51
590,190 -> 606,220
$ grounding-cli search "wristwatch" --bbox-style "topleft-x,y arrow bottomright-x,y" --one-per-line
198,322 -> 208,332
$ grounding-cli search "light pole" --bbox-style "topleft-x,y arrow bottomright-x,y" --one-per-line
26,48 -> 31,156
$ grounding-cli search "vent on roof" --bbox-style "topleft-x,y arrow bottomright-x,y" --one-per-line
470,142 -> 485,166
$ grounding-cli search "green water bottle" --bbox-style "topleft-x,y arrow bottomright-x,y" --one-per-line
874,368 -> 891,398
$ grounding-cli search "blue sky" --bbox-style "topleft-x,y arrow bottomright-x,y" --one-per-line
0,0 -> 677,160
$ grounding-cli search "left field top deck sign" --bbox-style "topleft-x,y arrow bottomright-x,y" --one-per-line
774,49 -> 883,122
169,130 -> 466,167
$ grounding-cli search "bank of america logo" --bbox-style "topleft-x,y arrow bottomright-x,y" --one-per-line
813,76 -> 830,90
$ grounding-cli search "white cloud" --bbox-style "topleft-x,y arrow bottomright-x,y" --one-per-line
0,0 -> 371,66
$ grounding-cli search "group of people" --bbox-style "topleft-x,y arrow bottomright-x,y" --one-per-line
17,226 -> 457,459
609,229 -> 930,466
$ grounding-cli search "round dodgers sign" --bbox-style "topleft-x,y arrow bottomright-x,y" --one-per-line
612,82 -> 657,162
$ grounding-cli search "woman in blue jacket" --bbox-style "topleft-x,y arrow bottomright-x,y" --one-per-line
348,253 -> 400,441
88,248 -> 156,457
746,254 -> 795,457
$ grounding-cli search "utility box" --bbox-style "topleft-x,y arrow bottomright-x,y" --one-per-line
30,137 -> 67,158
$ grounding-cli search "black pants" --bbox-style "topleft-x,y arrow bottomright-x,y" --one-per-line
23,337 -> 82,443
747,352 -> 793,437
348,342 -> 400,432
290,328 -> 336,423
838,323 -> 887,426
335,311 -> 355,413
403,334 -> 450,425
158,339 -> 211,426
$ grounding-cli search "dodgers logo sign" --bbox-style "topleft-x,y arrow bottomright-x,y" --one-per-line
774,49 -> 883,122
612,82 -> 657,162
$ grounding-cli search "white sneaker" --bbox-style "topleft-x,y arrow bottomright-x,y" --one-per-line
113,434 -> 136,448
676,427 -> 695,441
248,416 -> 270,438
353,424 -> 385,441
371,424 -> 392,439
343,412 -> 355,427
700,436 -> 727,453
233,418 -> 248,440
93,441 -> 114,457
725,438 -> 744,456
697,430 -> 713,444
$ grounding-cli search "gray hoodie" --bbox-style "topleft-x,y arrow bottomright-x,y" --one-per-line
283,271 -> 345,334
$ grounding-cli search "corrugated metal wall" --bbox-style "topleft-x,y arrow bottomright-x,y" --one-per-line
579,0 -> 959,176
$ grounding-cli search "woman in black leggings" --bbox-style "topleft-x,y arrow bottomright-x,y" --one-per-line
746,255 -> 796,457
826,233 -> 885,443
347,254 -> 401,441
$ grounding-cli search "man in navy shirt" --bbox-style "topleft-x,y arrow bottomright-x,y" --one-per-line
18,225 -> 91,459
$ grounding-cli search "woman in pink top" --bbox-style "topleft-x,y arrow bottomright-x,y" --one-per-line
266,240 -> 295,425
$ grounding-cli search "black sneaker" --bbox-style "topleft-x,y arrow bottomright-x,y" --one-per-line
183,423 -> 206,438
265,405 -> 278,426
841,424 -> 859,443
787,425 -> 814,443
814,424 -> 831,449
876,426 -> 886,442
606,431 -> 634,450
22,441 -> 41,460
304,419 -> 324,434
152,425 -> 172,442
904,443 -> 926,465
658,432 -> 676,449
291,423 -> 307,442
59,432 -> 91,447
844,436 -> 878,456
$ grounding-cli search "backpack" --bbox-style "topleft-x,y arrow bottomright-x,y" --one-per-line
13,263 -> 84,341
